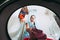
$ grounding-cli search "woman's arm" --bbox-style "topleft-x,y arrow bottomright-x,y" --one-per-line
25,23 -> 32,33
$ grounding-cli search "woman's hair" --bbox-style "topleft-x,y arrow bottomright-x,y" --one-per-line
30,15 -> 36,19
20,6 -> 28,15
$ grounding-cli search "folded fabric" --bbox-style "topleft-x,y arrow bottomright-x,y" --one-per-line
27,28 -> 47,40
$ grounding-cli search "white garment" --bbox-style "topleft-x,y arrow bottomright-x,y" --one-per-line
9,22 -> 25,40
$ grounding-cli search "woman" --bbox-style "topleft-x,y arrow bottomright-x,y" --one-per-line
23,15 -> 36,40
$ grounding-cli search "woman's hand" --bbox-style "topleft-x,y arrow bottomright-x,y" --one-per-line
25,23 -> 33,33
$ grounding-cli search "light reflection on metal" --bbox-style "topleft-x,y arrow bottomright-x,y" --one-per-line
0,0 -> 9,6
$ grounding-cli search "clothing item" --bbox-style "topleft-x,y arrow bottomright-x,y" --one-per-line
12,22 -> 26,40
24,38 -> 29,40
27,28 -> 47,40
28,22 -> 36,28
18,13 -> 25,19
20,10 -> 27,15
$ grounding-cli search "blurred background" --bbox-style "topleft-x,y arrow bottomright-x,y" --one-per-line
0,0 -> 60,6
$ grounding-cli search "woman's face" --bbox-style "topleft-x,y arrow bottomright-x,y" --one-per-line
30,16 -> 35,22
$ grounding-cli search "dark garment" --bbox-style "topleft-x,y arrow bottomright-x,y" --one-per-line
20,10 -> 26,15
27,27 -> 47,40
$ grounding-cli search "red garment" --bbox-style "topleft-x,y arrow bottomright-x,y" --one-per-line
18,13 -> 25,19
24,38 -> 53,40
24,38 -> 29,40
46,38 -> 53,40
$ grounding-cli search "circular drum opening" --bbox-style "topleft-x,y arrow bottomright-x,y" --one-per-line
7,5 -> 60,40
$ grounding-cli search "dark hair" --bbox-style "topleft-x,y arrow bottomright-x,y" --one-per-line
20,6 -> 28,15
30,15 -> 36,18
